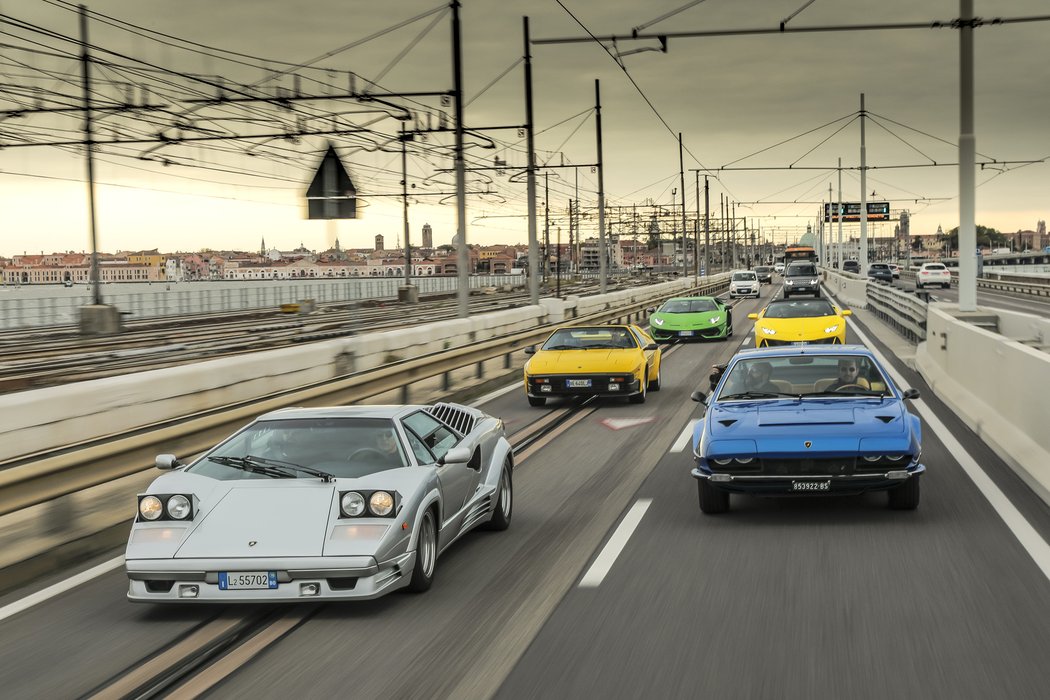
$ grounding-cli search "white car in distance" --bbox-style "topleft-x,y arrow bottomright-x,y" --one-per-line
916,262 -> 952,289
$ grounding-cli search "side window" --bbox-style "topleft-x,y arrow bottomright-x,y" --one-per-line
405,431 -> 434,465
429,426 -> 458,461
404,411 -> 459,462
631,327 -> 650,348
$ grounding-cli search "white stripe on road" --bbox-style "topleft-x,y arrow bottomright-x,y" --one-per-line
671,420 -> 700,453
471,381 -> 521,407
579,499 -> 652,588
0,555 -> 124,623
845,299 -> 1050,582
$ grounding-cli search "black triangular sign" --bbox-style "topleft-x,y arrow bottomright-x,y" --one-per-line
305,144 -> 358,219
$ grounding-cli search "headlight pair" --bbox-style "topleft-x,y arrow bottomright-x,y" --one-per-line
711,456 -> 754,467
760,327 -> 777,336
138,494 -> 193,521
824,325 -> 839,334
861,454 -> 908,465
340,490 -> 399,518
652,317 -> 664,326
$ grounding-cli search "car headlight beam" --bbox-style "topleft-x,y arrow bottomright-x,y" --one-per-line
761,327 -> 776,335
139,495 -> 163,521
341,491 -> 366,517
824,325 -> 839,334
166,495 -> 192,520
369,491 -> 395,517
709,316 -> 721,324
652,317 -> 664,326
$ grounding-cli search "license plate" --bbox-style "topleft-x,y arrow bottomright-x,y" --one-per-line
791,481 -> 830,492
567,379 -> 592,388
219,571 -> 278,590
791,341 -> 806,346
679,330 -> 694,337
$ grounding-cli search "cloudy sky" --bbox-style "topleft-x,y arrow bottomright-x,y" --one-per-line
2,0 -> 1047,257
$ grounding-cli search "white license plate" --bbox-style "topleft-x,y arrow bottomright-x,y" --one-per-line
791,481 -> 830,492
791,341 -> 806,346
219,571 -> 278,590
679,330 -> 694,337
567,379 -> 592,388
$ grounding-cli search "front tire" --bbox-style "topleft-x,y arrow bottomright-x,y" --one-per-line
698,480 -> 730,514
484,463 -> 513,531
629,366 -> 648,403
407,508 -> 438,592
888,477 -> 920,510
527,395 -> 546,407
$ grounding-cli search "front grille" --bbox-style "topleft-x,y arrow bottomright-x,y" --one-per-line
760,457 -> 857,475
763,337 -> 838,347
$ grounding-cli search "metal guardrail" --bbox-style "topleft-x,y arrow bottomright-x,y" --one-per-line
0,276 -> 729,517
900,270 -> 1050,298
866,282 -> 928,342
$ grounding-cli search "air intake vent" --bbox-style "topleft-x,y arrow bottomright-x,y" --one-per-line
718,419 -> 738,427
875,416 -> 896,424
425,402 -> 481,435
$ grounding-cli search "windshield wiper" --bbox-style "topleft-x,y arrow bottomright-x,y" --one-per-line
583,344 -> 627,349
544,344 -> 578,350
719,391 -> 800,400
210,455 -> 334,482
806,389 -> 888,398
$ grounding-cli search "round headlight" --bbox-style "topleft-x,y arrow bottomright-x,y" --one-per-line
712,458 -> 733,466
139,495 -> 163,521
862,455 -> 882,462
341,491 -> 366,517
886,455 -> 905,462
167,495 -> 192,520
369,491 -> 395,516
734,457 -> 754,464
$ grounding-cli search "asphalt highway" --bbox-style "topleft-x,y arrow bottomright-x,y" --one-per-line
1,282 -> 1048,699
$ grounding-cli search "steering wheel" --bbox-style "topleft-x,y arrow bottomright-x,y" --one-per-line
835,383 -> 866,392
347,447 -> 386,462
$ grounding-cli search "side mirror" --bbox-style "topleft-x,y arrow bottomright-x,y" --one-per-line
156,454 -> 181,470
747,313 -> 758,320
842,309 -> 853,317
524,346 -> 536,355
903,388 -> 920,400
439,446 -> 472,465
645,343 -> 659,350
646,306 -> 656,314
690,390 -> 708,405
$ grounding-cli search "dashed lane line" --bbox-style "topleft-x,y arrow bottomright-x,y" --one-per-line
578,499 -> 652,588
671,419 -> 700,453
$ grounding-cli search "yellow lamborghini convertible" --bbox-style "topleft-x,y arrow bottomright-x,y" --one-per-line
523,324 -> 662,406
748,298 -> 852,348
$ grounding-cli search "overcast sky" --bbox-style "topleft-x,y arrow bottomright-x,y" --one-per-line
2,0 -> 1048,256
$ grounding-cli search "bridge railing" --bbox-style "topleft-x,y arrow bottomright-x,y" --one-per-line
866,282 -> 928,342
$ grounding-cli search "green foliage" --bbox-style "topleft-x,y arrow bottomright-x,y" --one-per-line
941,225 -> 1007,250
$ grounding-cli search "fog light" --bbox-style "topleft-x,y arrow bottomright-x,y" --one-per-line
540,385 -> 552,393
178,584 -> 199,599
885,470 -> 909,480
608,383 -> 619,391
300,582 -> 320,597
710,473 -> 733,482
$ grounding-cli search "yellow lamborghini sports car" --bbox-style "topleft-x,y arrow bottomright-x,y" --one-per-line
748,298 -> 852,348
523,325 -> 662,406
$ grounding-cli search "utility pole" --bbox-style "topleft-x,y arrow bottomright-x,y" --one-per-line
568,198 -> 575,275
523,16 -> 540,305
958,0 -> 977,311
704,175 -> 710,277
859,92 -> 869,275
452,0 -> 469,318
731,201 -> 739,269
837,157 -> 844,269
828,181 -> 833,267
401,123 -> 413,292
543,170 -> 550,284
679,133 -> 688,278
694,170 -> 700,279
556,226 -> 562,298
595,79 -> 607,293
719,193 -> 726,273
79,5 -> 102,308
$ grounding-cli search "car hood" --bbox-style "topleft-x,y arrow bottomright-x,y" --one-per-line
755,315 -> 843,338
527,349 -> 641,373
131,468 -> 429,559
650,310 -> 724,329
697,399 -> 911,454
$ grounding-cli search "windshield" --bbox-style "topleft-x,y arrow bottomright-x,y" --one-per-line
762,300 -> 836,319
542,327 -> 638,350
732,272 -> 757,281
660,298 -> 718,313
716,354 -> 891,401
924,264 -> 946,271
190,417 -> 409,480
755,267 -> 772,273
786,264 -> 816,276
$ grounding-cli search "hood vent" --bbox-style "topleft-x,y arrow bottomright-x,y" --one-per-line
875,415 -> 897,424
718,419 -> 738,427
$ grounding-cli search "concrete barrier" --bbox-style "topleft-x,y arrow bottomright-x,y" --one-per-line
0,277 -> 716,465
915,303 -> 1050,504
822,268 -> 869,308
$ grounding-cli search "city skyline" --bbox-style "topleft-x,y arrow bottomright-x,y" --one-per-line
3,1 -> 1048,256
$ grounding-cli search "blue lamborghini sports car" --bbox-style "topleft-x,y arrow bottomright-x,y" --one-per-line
689,345 -> 924,514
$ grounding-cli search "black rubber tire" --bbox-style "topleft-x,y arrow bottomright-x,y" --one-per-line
726,311 -> 734,337
783,291 -> 791,299
648,363 -> 661,391
406,508 -> 438,592
527,395 -> 546,407
484,463 -> 513,531
888,477 -> 921,510
629,367 -> 648,403
698,480 -> 730,514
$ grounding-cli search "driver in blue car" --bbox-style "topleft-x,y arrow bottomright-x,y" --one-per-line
824,358 -> 870,392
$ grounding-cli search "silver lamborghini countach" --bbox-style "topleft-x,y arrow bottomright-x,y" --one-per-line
125,403 -> 513,602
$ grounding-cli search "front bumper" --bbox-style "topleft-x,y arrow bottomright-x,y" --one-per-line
527,374 -> 642,398
651,325 -> 727,341
126,553 -> 413,602
729,286 -> 758,297
690,464 -> 925,496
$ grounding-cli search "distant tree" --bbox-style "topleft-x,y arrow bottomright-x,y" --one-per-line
943,225 -> 1006,251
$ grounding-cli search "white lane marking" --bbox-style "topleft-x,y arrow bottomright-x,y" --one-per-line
579,499 -> 652,588
471,381 -> 521,407
848,309 -> 1050,582
671,419 -> 700,453
0,555 -> 124,623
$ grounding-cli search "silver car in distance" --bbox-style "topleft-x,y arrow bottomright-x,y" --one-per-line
125,403 -> 513,602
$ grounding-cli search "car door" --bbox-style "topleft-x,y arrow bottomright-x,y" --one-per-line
631,326 -> 660,375
402,411 -> 478,534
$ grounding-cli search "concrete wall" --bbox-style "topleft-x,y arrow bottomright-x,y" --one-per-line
0,278 -> 709,463
821,268 -> 869,308
915,304 -> 1050,503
